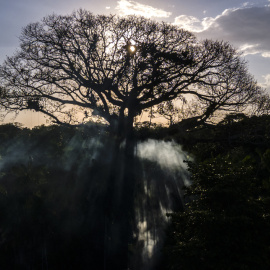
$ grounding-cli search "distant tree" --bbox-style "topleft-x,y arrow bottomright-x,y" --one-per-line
249,93 -> 270,116
154,100 -> 180,126
0,9 -> 263,140
153,98 -> 206,127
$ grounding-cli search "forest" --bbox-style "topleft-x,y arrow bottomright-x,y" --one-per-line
0,114 -> 269,269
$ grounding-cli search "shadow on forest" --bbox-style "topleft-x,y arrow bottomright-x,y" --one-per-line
0,123 -> 190,270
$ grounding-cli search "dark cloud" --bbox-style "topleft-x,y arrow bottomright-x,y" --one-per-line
173,3 -> 270,90
196,6 -> 270,56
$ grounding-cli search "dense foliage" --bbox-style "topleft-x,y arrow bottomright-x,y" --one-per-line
0,122 -> 184,269
162,114 -> 270,269
0,114 -> 270,269
0,123 -> 114,269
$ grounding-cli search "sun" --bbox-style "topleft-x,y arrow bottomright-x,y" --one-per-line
128,45 -> 137,54
129,45 -> 136,52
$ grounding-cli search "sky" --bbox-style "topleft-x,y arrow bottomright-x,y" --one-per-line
0,0 -> 270,126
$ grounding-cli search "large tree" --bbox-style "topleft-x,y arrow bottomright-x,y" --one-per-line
0,9 -> 263,139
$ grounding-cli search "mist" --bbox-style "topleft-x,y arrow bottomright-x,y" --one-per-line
0,124 -> 190,269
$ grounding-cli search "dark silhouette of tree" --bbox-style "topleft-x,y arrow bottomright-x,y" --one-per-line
0,10 -> 266,269
0,9 -> 263,139
249,93 -> 270,115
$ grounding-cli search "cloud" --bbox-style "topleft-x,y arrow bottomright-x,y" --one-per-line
174,6 -> 270,58
261,74 -> 270,89
264,74 -> 270,84
173,15 -> 215,32
262,52 -> 270,57
242,2 -> 250,7
238,43 -> 261,56
258,74 -> 270,93
173,15 -> 202,32
115,0 -> 172,18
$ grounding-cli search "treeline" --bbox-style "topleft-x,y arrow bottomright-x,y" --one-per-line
0,115 -> 270,269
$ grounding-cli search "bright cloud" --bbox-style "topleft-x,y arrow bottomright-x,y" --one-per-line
262,52 -> 270,58
238,43 -> 261,56
173,15 -> 203,32
174,6 -> 270,58
242,2 -> 250,7
173,15 -> 216,33
173,8 -> 233,33
259,74 -> 270,91
115,0 -> 172,18
263,74 -> 270,86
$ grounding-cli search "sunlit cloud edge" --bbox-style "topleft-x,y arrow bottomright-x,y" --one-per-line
173,5 -> 270,58
115,0 -> 172,18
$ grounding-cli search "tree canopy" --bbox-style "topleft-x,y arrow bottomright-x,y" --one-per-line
0,9 -> 263,132
160,115 -> 270,270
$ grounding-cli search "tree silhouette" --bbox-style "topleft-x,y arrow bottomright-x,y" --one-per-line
0,9 -> 263,139
0,10 -> 266,268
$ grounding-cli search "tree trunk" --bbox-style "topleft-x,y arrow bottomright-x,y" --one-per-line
103,107 -> 137,269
